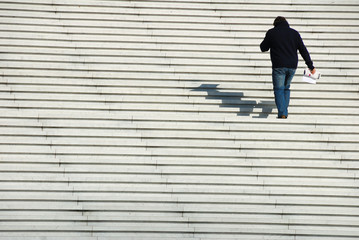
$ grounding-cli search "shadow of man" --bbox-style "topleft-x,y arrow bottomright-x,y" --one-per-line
192,84 -> 274,118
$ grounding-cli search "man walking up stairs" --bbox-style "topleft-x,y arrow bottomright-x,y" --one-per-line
260,16 -> 316,119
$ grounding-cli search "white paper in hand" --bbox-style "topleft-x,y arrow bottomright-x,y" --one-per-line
302,69 -> 321,84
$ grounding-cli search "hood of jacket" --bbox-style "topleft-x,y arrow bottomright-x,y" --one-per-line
275,20 -> 290,28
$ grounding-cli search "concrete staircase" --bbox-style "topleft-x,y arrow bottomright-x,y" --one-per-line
0,0 -> 359,239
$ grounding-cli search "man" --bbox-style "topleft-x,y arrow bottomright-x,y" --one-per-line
260,16 -> 316,119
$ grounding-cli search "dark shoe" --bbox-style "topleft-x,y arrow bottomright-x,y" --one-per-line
277,115 -> 287,119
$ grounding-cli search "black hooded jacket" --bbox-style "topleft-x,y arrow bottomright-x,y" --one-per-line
260,21 -> 314,70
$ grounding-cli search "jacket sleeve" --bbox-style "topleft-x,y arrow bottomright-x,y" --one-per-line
260,32 -> 270,52
298,34 -> 314,70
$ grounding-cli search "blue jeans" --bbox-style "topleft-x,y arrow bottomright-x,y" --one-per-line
272,68 -> 296,117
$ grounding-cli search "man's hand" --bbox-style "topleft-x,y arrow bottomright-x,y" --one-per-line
311,68 -> 316,74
